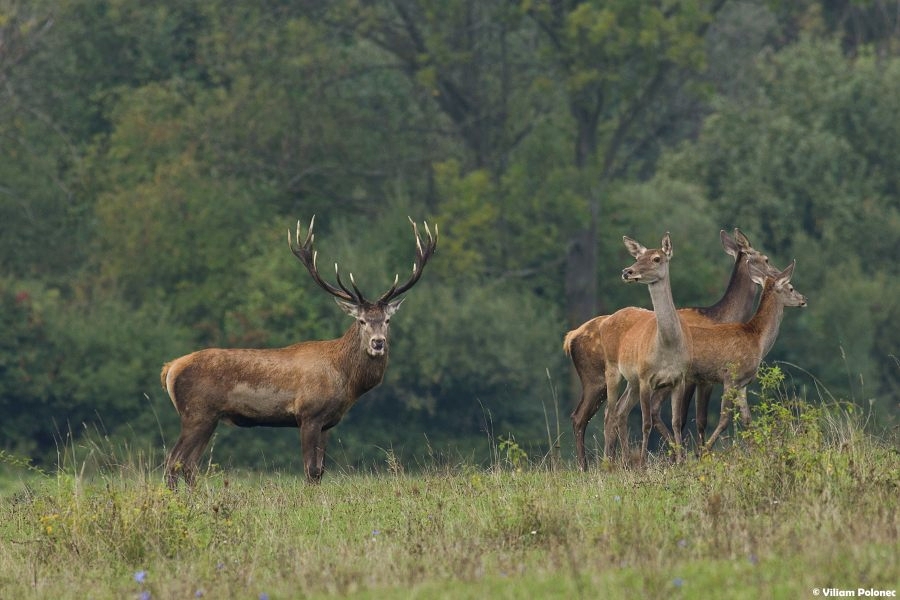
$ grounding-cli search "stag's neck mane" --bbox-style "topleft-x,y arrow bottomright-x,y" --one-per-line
695,250 -> 757,323
334,322 -> 388,395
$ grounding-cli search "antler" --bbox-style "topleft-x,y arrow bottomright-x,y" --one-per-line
376,217 -> 439,304
288,216 -> 367,304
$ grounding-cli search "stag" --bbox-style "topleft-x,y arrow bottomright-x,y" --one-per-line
565,229 -> 777,469
671,260 -> 807,455
161,216 -> 437,486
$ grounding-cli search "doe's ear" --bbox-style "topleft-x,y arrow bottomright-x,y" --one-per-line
661,232 -> 673,258
335,298 -> 362,318
733,228 -> 751,250
775,259 -> 796,287
384,297 -> 405,317
720,229 -> 740,258
748,258 -> 768,286
623,236 -> 646,259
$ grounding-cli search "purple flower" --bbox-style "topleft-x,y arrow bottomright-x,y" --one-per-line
195,591 -> 205,598
139,592 -> 151,600
673,577 -> 685,588
677,539 -> 687,548
259,594 -> 270,600
134,571 -> 147,584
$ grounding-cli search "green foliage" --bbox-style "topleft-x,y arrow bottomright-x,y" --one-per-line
1,0 -> 897,472
660,36 -> 900,407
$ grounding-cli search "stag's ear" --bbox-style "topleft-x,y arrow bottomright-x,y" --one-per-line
335,298 -> 362,318
384,297 -> 405,317
623,236 -> 646,259
661,232 -> 673,258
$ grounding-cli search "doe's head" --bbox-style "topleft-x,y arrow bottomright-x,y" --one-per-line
621,232 -> 673,285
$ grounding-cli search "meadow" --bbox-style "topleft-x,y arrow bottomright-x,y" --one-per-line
1,375 -> 897,599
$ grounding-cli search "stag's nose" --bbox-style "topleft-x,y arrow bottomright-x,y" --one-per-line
371,338 -> 386,352
622,268 -> 634,281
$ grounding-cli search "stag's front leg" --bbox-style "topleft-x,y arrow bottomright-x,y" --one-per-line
300,420 -> 327,483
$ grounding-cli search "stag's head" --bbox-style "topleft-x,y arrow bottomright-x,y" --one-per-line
288,216 -> 438,357
723,228 -> 781,280
621,233 -> 673,284
750,259 -> 808,308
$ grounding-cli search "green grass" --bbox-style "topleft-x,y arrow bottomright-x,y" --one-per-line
1,387 -> 898,599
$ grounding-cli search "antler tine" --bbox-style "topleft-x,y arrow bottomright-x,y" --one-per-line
288,216 -> 358,304
376,216 -> 439,304
334,265 -> 366,304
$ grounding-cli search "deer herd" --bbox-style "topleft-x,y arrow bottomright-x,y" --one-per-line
162,216 -> 805,487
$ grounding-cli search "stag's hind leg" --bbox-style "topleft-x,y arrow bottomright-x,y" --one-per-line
166,416 -> 217,489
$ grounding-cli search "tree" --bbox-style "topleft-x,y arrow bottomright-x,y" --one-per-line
660,37 -> 900,408
521,0 -> 728,326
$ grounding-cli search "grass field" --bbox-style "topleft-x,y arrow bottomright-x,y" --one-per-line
1,387 -> 898,599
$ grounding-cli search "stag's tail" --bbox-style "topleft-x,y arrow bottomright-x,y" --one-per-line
562,329 -> 579,356
160,361 -> 180,414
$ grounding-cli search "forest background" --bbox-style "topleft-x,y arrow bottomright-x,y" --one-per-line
1,0 -> 898,474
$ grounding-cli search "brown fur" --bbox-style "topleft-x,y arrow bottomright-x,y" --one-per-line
671,261 -> 807,454
566,230 -> 778,469
162,217 -> 436,487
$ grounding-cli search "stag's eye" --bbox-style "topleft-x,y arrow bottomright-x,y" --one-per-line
358,319 -> 366,325
652,256 -> 661,263
385,318 -> 391,324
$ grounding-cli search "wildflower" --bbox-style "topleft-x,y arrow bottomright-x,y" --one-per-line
673,577 -> 685,588
195,590 -> 205,598
613,495 -> 622,503
134,571 -> 147,584
259,594 -> 269,600
677,539 -> 687,548
139,592 -> 151,600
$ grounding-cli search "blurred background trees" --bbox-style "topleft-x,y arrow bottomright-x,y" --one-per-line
1,0 -> 897,472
